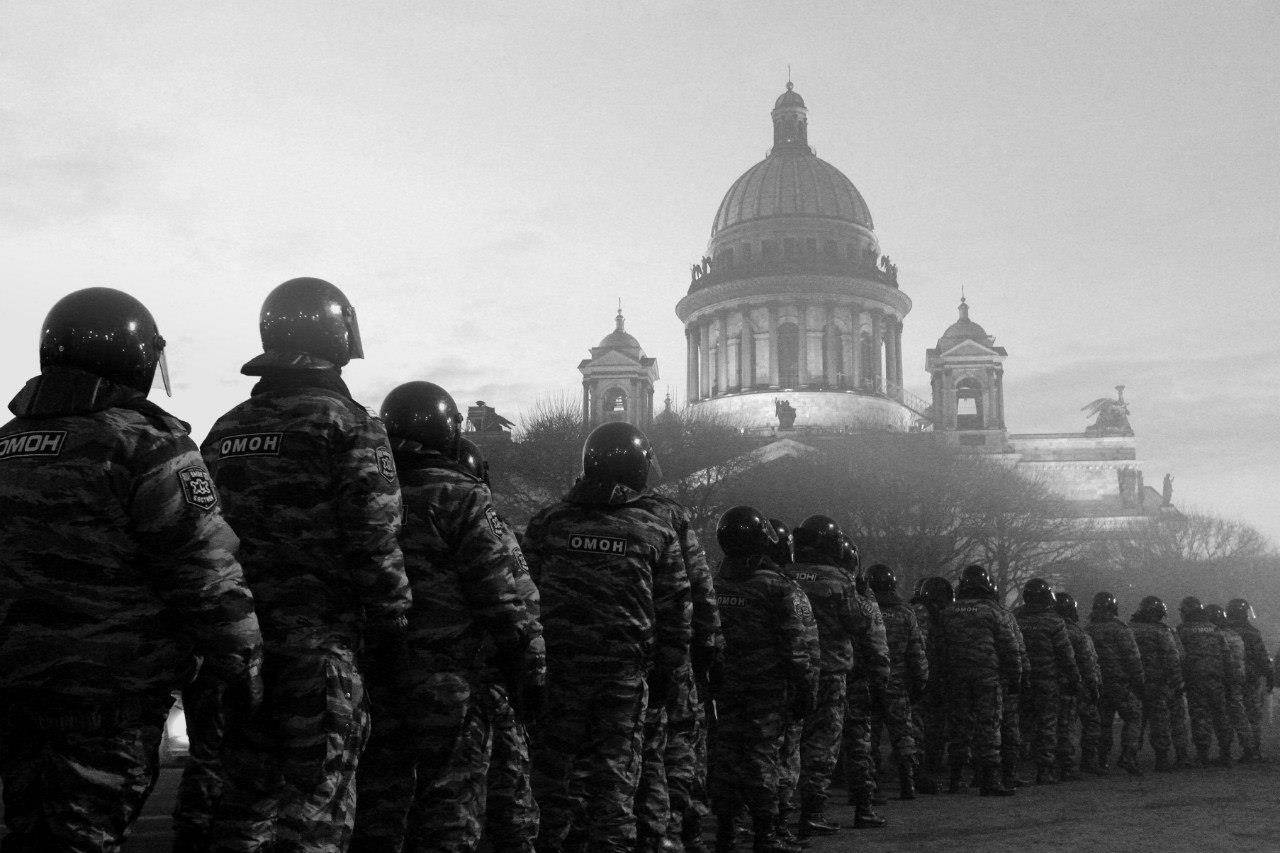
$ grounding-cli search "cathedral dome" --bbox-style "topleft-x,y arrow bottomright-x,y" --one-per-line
711,153 -> 874,236
936,297 -> 993,350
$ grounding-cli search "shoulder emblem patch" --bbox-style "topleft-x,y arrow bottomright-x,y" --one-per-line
567,533 -> 628,556
0,430 -> 66,461
376,446 -> 397,483
178,466 -> 218,511
484,506 -> 506,537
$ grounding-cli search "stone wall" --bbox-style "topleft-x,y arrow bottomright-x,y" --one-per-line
693,389 -> 915,432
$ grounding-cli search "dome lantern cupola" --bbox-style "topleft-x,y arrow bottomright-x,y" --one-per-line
771,81 -> 811,153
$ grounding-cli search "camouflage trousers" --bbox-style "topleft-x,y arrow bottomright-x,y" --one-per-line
999,682 -> 1021,769
1226,685 -> 1248,756
529,671 -> 647,853
1186,679 -> 1231,759
481,685 -> 538,853
946,678 -> 1002,770
662,675 -> 707,840
1139,685 -> 1175,762
1077,697 -> 1101,766
798,673 -> 848,805
871,681 -> 918,765
708,690 -> 786,819
174,680 -> 230,844
915,687 -> 949,773
353,664 -> 495,853
1055,694 -> 1081,770
633,704 -> 670,847
1085,686 -> 1141,766
778,715 -> 803,816
840,678 -> 875,796
1019,682 -> 1060,770
1169,688 -> 1192,761
1235,680 -> 1266,757
0,699 -> 167,851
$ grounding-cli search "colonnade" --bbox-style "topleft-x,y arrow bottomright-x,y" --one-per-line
685,302 -> 904,401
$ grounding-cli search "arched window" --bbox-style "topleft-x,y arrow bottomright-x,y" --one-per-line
860,334 -> 875,389
823,324 -> 844,387
603,387 -> 627,418
955,378 -> 985,430
777,323 -> 800,388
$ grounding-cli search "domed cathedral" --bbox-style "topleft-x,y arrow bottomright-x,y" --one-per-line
675,82 -> 926,432
578,305 -> 659,428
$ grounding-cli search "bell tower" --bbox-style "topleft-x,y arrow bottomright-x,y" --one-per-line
926,297 -> 1008,451
579,305 -> 659,429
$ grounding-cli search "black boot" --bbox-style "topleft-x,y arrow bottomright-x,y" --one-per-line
751,815 -> 803,853
947,763 -> 964,794
851,784 -> 886,828
979,764 -> 1015,797
715,814 -> 738,853
798,798 -> 840,837
171,827 -> 211,853
898,760 -> 917,800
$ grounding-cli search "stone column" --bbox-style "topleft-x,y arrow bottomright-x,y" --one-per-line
728,335 -> 741,391
995,369 -> 1006,428
767,304 -> 780,388
699,318 -> 711,400
894,320 -> 905,390
851,309 -> 864,391
686,326 -> 698,402
582,382 -> 590,426
882,320 -> 895,389
871,312 -> 884,391
796,303 -> 809,386
718,312 -> 730,395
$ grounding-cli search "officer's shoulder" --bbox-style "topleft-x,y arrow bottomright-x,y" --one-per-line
105,405 -> 199,461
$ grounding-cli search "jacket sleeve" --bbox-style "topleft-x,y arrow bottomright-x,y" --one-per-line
779,582 -> 818,686
334,416 -> 410,625
680,517 -> 722,652
132,436 -> 262,676
1244,630 -> 1270,683
1082,635 -> 1102,691
994,608 -> 1022,686
651,529 -> 692,676
906,608 -> 929,691
1054,622 -> 1081,691
1160,631 -> 1184,693
1123,629 -> 1146,691
449,483 -> 530,644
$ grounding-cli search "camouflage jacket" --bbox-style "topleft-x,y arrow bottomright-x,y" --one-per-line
938,589 -> 1021,685
714,555 -> 816,698
483,511 -> 546,688
849,584 -> 891,684
1221,628 -> 1246,691
201,356 -> 409,652
1087,615 -> 1145,695
1176,620 -> 1231,685
392,449 -> 532,674
1129,618 -> 1184,693
781,561 -> 859,674
1229,622 -> 1270,686
1064,620 -> 1102,697
523,479 -> 690,676
651,495 -> 722,656
0,370 -> 262,705
1016,606 -> 1080,692
1002,604 -> 1031,684
874,590 -> 928,694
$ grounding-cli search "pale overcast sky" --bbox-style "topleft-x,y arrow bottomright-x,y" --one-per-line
3,2 -> 1278,539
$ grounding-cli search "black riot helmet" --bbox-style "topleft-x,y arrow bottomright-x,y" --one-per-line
767,518 -> 794,566
581,421 -> 660,492
717,506 -> 777,559
920,576 -> 955,610
1136,595 -> 1167,623
1055,591 -> 1080,624
39,287 -> 170,396
1091,591 -> 1118,617
259,277 -> 363,366
793,515 -> 843,563
1179,596 -> 1203,622
959,564 -> 994,597
837,535 -> 860,575
1226,598 -> 1254,625
458,437 -> 490,486
867,564 -> 898,596
1022,578 -> 1055,611
1205,603 -> 1227,627
379,381 -> 464,457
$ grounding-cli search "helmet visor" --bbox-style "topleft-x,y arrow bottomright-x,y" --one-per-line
644,451 -> 663,488
343,305 -> 364,360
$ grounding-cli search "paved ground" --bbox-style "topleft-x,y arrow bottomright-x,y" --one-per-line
8,747 -> 1280,850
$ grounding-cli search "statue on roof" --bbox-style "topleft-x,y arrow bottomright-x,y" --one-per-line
466,401 -> 515,434
1083,384 -> 1133,437
775,398 -> 797,430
